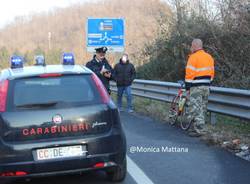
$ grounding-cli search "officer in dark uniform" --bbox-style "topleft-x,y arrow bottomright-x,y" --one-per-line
86,47 -> 113,94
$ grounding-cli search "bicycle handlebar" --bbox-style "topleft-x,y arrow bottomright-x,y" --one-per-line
177,80 -> 185,89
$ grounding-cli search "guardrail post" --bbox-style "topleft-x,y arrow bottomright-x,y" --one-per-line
209,112 -> 217,125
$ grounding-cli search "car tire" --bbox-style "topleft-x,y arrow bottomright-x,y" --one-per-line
106,157 -> 127,182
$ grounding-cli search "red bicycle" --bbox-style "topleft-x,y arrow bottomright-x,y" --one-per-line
168,80 -> 192,130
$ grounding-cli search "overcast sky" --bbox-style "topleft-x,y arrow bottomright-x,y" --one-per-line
0,0 -> 90,28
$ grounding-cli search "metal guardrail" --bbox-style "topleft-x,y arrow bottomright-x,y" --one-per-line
110,79 -> 250,121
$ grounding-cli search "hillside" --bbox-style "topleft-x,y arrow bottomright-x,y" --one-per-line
0,0 -> 172,68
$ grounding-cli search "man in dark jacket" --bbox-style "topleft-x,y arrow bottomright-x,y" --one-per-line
86,47 -> 113,94
114,54 -> 136,113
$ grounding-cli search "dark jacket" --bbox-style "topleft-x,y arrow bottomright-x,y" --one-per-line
86,55 -> 114,93
114,59 -> 136,87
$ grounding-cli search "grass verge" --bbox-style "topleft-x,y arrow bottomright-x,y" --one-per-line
111,93 -> 250,150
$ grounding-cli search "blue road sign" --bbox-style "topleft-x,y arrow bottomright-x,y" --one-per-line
87,18 -> 125,52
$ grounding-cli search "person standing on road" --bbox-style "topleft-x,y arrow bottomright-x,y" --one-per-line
185,39 -> 215,137
114,53 -> 136,113
86,47 -> 113,94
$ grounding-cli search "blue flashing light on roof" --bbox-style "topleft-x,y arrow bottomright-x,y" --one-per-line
10,56 -> 24,69
62,53 -> 75,65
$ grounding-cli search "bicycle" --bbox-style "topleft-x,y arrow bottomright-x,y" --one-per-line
168,80 -> 192,130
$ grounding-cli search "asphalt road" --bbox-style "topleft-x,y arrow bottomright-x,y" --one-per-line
14,112 -> 250,184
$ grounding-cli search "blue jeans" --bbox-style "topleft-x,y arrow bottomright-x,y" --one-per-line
117,86 -> 133,111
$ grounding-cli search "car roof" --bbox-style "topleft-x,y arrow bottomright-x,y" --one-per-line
0,65 -> 93,80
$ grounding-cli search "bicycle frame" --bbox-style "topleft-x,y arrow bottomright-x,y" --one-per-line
168,81 -> 192,130
177,88 -> 187,112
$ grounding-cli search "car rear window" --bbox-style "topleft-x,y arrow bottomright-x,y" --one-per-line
8,74 -> 101,110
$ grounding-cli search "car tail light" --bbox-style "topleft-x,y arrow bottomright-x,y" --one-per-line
15,171 -> 27,176
0,171 -> 27,177
0,80 -> 9,112
93,162 -> 105,168
93,161 -> 116,168
39,73 -> 62,78
91,73 -> 110,104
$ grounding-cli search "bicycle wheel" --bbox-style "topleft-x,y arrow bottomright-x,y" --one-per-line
179,100 -> 192,130
168,95 -> 180,125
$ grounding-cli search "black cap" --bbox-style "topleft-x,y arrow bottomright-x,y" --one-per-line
95,47 -> 108,53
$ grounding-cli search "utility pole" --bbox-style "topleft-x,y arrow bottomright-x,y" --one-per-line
48,32 -> 52,50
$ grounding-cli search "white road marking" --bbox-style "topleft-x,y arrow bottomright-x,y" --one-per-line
127,155 -> 155,184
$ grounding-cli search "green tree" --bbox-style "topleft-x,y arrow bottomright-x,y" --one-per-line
46,49 -> 63,65
137,0 -> 250,89
0,47 -> 10,69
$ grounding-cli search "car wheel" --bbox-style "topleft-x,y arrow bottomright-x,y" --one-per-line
106,157 -> 127,182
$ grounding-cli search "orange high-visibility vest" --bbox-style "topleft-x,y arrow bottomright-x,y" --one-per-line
185,50 -> 214,87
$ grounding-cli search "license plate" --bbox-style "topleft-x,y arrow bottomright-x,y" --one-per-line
36,145 -> 86,161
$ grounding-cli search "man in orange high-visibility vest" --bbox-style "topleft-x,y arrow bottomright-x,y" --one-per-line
185,39 -> 215,137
